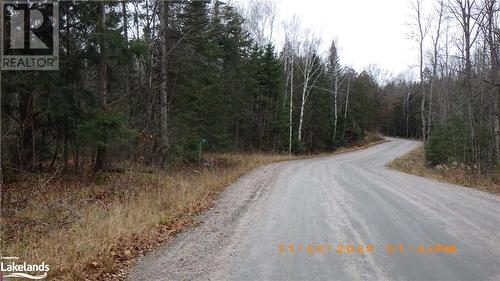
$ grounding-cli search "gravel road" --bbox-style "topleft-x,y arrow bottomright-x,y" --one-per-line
128,138 -> 500,281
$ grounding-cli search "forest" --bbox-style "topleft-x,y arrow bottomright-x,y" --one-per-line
0,0 -> 497,178
0,0 -> 498,280
388,0 -> 499,174
1,0 -> 391,180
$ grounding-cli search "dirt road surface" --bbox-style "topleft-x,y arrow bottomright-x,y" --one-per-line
128,138 -> 500,281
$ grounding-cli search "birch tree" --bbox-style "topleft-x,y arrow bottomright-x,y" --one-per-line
344,69 -> 353,120
297,31 -> 321,142
283,41 -> 295,154
283,16 -> 301,153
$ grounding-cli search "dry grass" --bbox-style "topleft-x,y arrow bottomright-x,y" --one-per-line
0,134 -> 383,281
1,153 -> 298,280
388,147 -> 500,194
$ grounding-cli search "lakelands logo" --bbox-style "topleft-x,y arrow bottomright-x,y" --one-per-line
0,0 -> 59,70
0,257 -> 49,280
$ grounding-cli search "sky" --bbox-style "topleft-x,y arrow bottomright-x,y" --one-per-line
236,0 -> 421,78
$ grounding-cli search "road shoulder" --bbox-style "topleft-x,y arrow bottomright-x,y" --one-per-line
387,146 -> 500,195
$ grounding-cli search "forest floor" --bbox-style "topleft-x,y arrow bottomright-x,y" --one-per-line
0,134 -> 383,281
388,147 -> 500,195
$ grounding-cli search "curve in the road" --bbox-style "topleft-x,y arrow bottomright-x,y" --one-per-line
129,138 -> 500,281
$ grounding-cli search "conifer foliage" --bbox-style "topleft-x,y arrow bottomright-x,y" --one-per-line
1,1 -> 387,176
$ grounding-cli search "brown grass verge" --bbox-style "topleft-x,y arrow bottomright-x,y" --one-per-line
387,147 -> 500,195
0,134 -> 383,281
1,154 -> 299,281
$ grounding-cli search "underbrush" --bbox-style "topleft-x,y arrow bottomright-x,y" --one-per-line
388,147 -> 500,194
0,153 -> 297,280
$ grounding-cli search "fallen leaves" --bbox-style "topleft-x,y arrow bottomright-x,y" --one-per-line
80,193 -> 214,281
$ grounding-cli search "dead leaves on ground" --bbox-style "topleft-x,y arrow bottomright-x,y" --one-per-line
81,193 -> 215,281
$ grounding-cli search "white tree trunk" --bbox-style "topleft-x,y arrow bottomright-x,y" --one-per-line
297,33 -> 321,142
344,75 -> 350,120
298,75 -> 307,142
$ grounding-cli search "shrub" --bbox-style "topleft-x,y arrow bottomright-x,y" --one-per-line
171,136 -> 201,163
425,127 -> 454,166
292,139 -> 306,155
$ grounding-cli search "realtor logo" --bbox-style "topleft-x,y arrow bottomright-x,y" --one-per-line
1,256 -> 49,280
1,0 -> 59,70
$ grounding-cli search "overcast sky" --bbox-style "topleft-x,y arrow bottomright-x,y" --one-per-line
236,0 -> 421,78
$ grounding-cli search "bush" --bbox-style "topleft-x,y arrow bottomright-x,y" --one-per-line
343,127 -> 364,144
351,127 -> 364,143
425,127 -> 454,166
333,136 -> 347,148
171,136 -> 201,163
292,139 -> 306,155
76,113 -> 135,150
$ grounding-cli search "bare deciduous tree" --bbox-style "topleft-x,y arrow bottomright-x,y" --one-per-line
241,0 -> 277,46
426,0 -> 445,140
448,0 -> 481,167
297,30 -> 321,142
283,15 -> 301,153
344,68 -> 355,121
478,0 -> 500,159
410,0 -> 431,142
